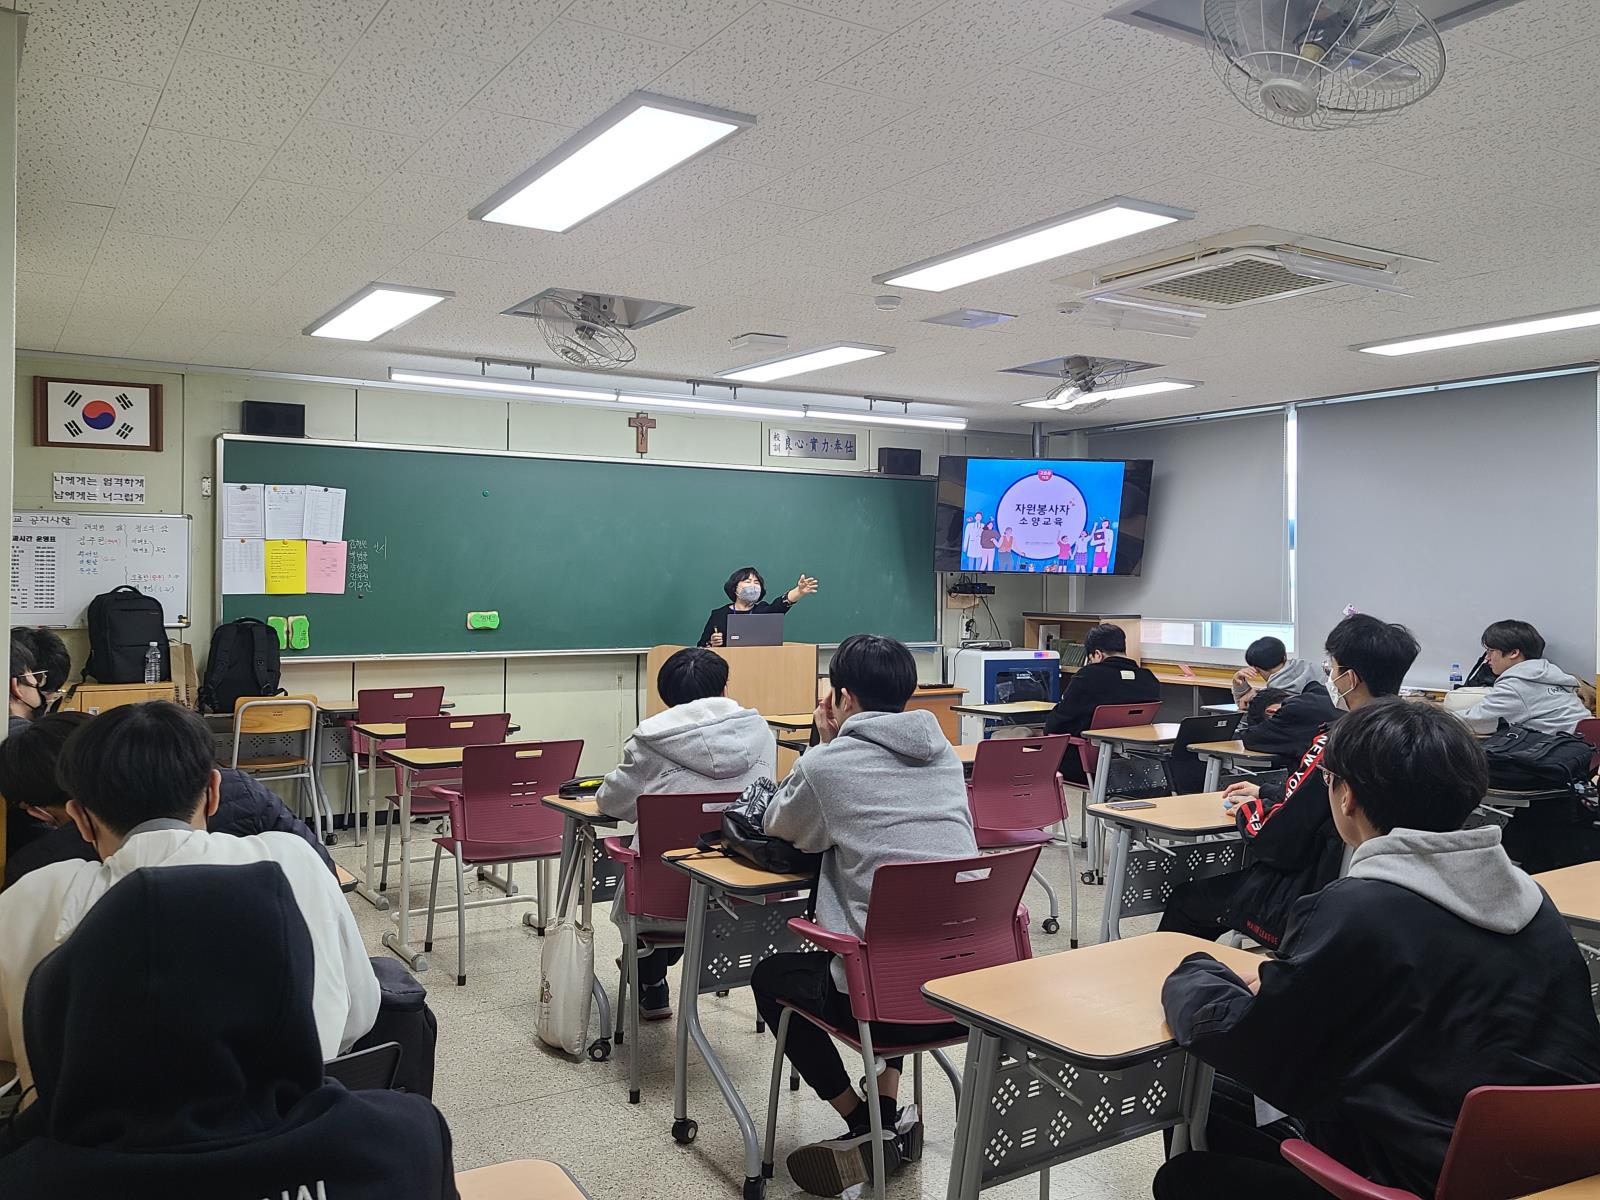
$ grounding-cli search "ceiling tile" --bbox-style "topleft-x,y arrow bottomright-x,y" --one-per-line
650,1 -> 884,111
1019,15 -> 1204,95
560,0 -> 758,49
786,0 -> 944,32
125,324 -> 219,364
366,0 -> 566,63
17,0 -> 196,87
746,138 -> 949,212
15,272 -> 82,349
195,331 -> 296,367
151,52 -> 326,145
265,120 -> 421,190
716,83 -> 913,169
1448,0 -> 1600,61
474,20 -> 687,128
18,200 -> 113,280
85,229 -> 208,296
407,107 -> 572,185
125,128 -> 275,201
348,170 -> 485,232
229,178 -> 365,237
109,188 -> 239,240
306,36 -> 504,138
18,74 -> 160,202
184,0 -> 385,74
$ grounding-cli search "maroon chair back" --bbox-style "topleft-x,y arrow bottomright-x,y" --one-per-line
856,846 -> 1038,1024
1575,717 -> 1600,773
626,793 -> 739,922
1435,1084 -> 1600,1200
357,686 -> 445,724
452,740 -> 584,853
1074,702 -> 1163,780
403,713 -> 511,748
968,735 -> 1072,831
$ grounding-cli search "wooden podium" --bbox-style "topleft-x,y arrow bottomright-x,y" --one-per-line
645,643 -> 817,718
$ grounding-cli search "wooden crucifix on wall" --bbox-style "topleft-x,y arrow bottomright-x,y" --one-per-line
627,411 -> 656,456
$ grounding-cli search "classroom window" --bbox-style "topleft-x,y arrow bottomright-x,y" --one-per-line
1204,621 -> 1296,651
1141,619 -> 1198,646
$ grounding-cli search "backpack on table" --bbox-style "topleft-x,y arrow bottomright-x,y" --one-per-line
84,586 -> 168,684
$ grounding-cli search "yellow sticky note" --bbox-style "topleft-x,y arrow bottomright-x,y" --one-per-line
264,540 -> 308,594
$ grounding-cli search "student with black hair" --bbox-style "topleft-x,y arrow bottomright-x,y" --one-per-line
1043,623 -> 1161,781
0,710 -> 334,887
5,633 -> 55,866
598,647 -> 775,1019
698,566 -> 820,647
0,862 -> 458,1199
1159,613 -> 1419,949
0,701 -> 378,1099
11,627 -> 70,714
1231,636 -> 1323,736
752,634 -> 976,1196
1155,699 -> 1600,1200
1452,619 -> 1592,733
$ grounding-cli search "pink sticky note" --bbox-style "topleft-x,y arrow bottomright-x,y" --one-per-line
305,540 -> 348,594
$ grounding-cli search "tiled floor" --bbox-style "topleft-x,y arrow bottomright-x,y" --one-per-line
334,827 -> 1166,1200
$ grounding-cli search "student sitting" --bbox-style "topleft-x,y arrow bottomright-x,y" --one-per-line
1155,699 -> 1600,1200
0,862 -> 457,1199
598,646 -> 775,1020
5,633 -> 56,867
0,701 -> 379,1098
1231,636 -> 1322,737
1158,614 -> 1418,949
1,710 -> 335,888
752,634 -> 976,1197
11,627 -> 70,715
1452,619 -> 1592,734
1043,622 -> 1161,782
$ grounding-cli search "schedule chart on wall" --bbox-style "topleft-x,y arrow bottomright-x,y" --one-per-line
10,510 -> 191,626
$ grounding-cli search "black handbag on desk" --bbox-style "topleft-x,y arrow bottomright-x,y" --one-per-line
707,778 -> 823,876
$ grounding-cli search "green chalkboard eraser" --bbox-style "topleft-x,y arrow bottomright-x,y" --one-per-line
287,615 -> 310,650
466,611 -> 500,630
266,616 -> 288,650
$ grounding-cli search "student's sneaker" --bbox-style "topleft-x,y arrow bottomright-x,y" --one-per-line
639,980 -> 672,1021
892,1104 -> 923,1164
786,1128 -> 902,1197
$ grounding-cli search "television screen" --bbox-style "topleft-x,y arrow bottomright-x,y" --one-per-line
935,456 -> 1153,575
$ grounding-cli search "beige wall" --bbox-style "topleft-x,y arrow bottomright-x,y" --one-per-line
12,352 -> 1031,772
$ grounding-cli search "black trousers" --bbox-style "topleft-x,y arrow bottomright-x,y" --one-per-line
1153,1076 -> 1324,1200
638,945 -> 682,988
751,952 -> 965,1102
1157,871 -> 1245,940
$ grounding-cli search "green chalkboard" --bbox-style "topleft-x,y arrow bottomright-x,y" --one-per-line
220,438 -> 937,657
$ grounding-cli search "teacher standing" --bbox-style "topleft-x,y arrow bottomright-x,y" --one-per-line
699,567 -> 820,647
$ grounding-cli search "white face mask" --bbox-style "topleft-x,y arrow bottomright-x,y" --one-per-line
736,583 -> 761,604
1326,671 -> 1353,711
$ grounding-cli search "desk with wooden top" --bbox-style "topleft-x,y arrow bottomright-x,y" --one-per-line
764,711 -> 816,757
661,847 -> 816,1197
1517,1176 -> 1600,1200
1533,862 -> 1600,1020
926,932 -> 1263,1200
456,1158 -> 590,1200
1088,792 -> 1242,942
1081,724 -> 1182,879
952,701 -> 1055,742
1190,739 -> 1275,791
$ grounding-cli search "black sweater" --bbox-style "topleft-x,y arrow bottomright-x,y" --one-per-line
1043,656 -> 1161,736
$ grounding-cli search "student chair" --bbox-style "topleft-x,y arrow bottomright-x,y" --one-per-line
1165,711 -> 1244,794
1279,1083 -> 1600,1200
1068,701 -> 1164,876
346,686 -> 446,841
966,735 -> 1076,942
602,792 -> 739,1105
760,847 -> 1039,1200
422,740 -> 584,986
324,1041 -> 403,1091
230,694 -> 329,841
1575,717 -> 1600,773
378,713 -> 511,893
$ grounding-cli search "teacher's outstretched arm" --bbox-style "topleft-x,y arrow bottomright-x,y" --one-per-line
784,574 -> 820,605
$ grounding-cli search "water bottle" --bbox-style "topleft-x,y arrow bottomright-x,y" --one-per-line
144,642 -> 162,684
1448,662 -> 1463,689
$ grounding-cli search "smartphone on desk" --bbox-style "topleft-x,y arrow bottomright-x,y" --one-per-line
1106,799 -> 1158,810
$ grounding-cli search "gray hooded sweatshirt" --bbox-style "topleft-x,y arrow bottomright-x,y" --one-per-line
1347,824 -> 1543,935
1234,657 -> 1325,735
763,709 -> 977,987
1453,658 -> 1591,735
597,696 -> 776,824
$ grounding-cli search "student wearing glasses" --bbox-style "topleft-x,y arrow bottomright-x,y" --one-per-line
1157,613 -> 1420,950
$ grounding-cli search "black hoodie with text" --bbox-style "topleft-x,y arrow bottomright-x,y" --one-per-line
0,861 -> 457,1200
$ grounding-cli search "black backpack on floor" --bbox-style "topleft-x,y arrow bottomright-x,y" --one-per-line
199,618 -> 283,714
85,586 -> 168,684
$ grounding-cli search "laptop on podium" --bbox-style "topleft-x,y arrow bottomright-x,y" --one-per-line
725,612 -> 784,647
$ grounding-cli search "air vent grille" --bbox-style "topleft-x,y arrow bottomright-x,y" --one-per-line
1142,258 -> 1323,306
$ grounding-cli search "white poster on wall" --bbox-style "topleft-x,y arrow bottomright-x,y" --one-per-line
51,473 -> 146,505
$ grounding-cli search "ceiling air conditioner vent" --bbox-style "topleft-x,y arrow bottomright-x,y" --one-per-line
1139,255 -> 1326,306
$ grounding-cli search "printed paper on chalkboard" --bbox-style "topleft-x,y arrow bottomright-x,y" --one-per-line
223,483 -> 265,538
221,538 -> 266,595
263,484 -> 306,540
303,486 -> 346,542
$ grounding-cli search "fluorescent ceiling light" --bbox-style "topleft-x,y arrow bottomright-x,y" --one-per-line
472,92 -> 753,233
307,285 -> 451,341
388,369 -> 612,401
1018,380 -> 1197,409
617,393 -> 809,420
807,408 -> 966,431
719,343 -> 891,384
1357,306 -> 1600,357
1275,249 -> 1408,296
875,198 -> 1192,293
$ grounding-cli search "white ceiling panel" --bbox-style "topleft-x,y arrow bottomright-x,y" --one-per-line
15,272 -> 83,350
787,0 -> 945,32
108,188 -> 239,241
265,121 -> 422,191
306,35 -> 504,138
124,128 -> 275,201
366,0 -> 566,63
151,51 -> 326,145
474,19 -> 687,128
84,229 -> 207,297
16,0 -> 197,87
405,107 -> 571,185
18,201 -> 112,281
561,0 -> 759,49
714,83 -> 913,170
183,0 -> 384,75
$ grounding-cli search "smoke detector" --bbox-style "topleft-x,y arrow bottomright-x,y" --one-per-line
874,294 -> 902,311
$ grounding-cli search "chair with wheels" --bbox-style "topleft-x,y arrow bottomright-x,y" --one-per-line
378,713 -> 511,893
760,846 -> 1039,1200
231,694 -> 328,840
1280,1082 -> 1600,1200
1575,716 -> 1600,773
602,792 -> 739,1105
346,686 -> 445,839
423,739 -> 584,985
966,734 -> 1075,942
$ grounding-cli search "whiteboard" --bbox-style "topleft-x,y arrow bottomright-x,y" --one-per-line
11,511 -> 191,627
